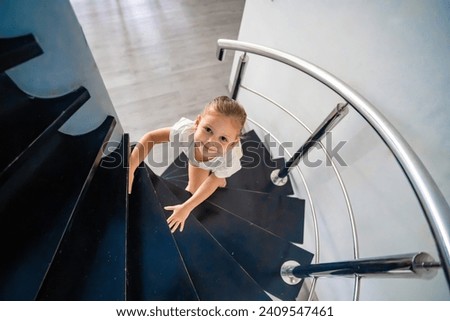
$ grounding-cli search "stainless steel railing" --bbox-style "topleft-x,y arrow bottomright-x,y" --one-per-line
281,252 -> 440,281
217,39 -> 450,294
274,102 -> 349,180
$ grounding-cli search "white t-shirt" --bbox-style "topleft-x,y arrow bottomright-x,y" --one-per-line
169,117 -> 243,178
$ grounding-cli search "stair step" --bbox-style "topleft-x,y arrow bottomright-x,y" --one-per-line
166,178 -> 305,244
160,151 -> 189,179
0,34 -> 43,71
161,130 -> 294,195
164,181 -> 314,301
227,130 -> 293,195
0,116 -> 116,300
162,129 -> 276,179
148,167 -> 271,301
36,134 -> 128,300
127,165 -> 199,301
240,130 -> 282,168
0,73 -> 90,174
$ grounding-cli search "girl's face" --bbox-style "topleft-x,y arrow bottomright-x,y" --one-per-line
194,111 -> 241,160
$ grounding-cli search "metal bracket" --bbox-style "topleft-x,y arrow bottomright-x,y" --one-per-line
280,260 -> 301,285
271,169 -> 288,186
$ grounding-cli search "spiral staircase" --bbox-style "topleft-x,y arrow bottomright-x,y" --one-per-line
0,34 -> 315,300
2,13 -> 449,299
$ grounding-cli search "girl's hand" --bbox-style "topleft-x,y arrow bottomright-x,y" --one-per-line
165,204 -> 192,233
128,172 -> 134,194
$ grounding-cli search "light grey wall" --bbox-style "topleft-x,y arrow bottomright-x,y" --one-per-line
0,0 -> 123,140
233,0 -> 449,300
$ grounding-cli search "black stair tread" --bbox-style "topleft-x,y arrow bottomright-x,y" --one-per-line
161,129 -> 280,179
160,150 -> 189,179
148,167 -> 271,301
161,130 -> 277,179
227,130 -> 293,195
36,134 -> 129,300
163,154 -> 291,195
127,165 -> 199,301
0,116 -> 116,300
0,73 -> 90,174
166,178 -> 305,244
164,181 -> 314,301
161,130 -> 293,195
240,130 -> 281,168
0,34 -> 43,71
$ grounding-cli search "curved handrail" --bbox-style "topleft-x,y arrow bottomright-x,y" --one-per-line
217,39 -> 450,285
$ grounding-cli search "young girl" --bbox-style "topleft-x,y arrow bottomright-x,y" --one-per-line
128,96 -> 247,233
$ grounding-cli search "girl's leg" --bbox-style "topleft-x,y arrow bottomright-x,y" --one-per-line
185,164 -> 210,194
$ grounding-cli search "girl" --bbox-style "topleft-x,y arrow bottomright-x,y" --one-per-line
128,96 -> 247,233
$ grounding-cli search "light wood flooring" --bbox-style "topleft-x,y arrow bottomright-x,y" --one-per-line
70,0 -> 245,143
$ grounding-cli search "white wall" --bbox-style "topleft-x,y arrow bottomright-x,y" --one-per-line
232,0 -> 449,300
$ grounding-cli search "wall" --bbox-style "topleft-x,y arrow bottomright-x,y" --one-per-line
0,0 -> 123,141
232,0 -> 449,300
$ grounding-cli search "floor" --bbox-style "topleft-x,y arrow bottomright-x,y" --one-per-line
70,0 -> 245,143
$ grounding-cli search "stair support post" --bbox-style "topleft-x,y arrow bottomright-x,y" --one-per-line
230,53 -> 248,100
281,252 -> 440,285
271,102 -> 349,186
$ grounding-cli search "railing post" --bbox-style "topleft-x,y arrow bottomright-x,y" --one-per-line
230,53 -> 248,100
271,102 -> 349,186
280,252 -> 440,285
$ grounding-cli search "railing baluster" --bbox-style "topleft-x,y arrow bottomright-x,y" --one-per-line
271,102 -> 349,186
230,53 -> 248,100
281,252 -> 440,285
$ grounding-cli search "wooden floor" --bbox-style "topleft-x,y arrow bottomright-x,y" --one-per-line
70,0 -> 245,142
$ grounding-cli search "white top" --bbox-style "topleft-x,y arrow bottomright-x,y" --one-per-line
169,117 -> 243,178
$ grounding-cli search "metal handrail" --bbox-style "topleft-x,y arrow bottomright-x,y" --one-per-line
217,39 -> 450,286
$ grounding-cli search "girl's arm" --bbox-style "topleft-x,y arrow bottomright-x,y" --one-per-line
128,127 -> 171,193
165,173 -> 225,233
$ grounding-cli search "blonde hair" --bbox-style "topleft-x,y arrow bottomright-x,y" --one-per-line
203,96 -> 247,132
